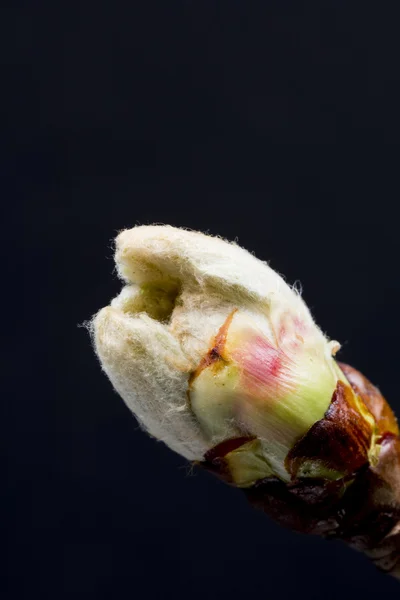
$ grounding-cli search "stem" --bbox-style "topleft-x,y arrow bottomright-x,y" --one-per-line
202,363 -> 400,579
243,433 -> 400,579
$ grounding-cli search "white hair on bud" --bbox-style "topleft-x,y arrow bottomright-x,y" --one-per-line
93,305 -> 209,460
116,225 -> 301,307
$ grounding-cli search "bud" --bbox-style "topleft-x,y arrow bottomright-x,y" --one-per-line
92,226 -> 378,485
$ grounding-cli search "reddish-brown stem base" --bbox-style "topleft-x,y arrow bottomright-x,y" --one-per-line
202,363 -> 400,579
243,433 -> 400,578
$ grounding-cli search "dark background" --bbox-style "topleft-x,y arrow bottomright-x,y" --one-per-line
6,1 -> 400,598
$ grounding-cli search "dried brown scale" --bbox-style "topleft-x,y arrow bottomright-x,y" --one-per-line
286,380 -> 373,478
339,362 -> 400,437
201,363 -> 400,578
202,437 -> 257,483
188,309 -> 237,387
204,437 -> 257,467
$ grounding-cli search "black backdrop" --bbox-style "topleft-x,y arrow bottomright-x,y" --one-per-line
6,2 -> 400,599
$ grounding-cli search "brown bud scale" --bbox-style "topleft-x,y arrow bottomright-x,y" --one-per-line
286,380 -> 373,479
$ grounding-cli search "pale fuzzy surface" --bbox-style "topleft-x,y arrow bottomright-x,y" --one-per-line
92,225 -> 335,461
94,305 -> 209,460
116,226 -> 305,308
